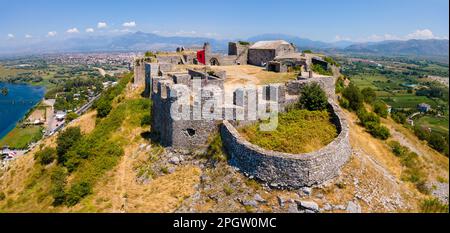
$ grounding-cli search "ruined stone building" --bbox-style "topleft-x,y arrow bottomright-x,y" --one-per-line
247,40 -> 296,66
137,40 -> 350,187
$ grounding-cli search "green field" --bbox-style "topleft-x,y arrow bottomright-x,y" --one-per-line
380,94 -> 440,109
415,115 -> 449,135
0,125 -> 44,149
349,74 -> 389,89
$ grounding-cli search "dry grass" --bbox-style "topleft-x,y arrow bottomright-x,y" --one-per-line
381,117 -> 449,181
239,109 -> 337,154
69,110 -> 97,134
27,108 -> 46,122
344,109 -> 404,177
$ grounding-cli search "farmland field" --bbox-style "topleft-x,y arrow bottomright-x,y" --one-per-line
380,95 -> 440,109
415,115 -> 449,135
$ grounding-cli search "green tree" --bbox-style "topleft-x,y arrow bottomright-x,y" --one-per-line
298,82 -> 328,111
342,83 -> 364,111
50,166 -> 67,206
65,112 -> 78,122
56,126 -> 82,163
391,112 -> 407,124
373,100 -> 388,118
361,87 -> 377,104
34,147 -> 57,165
428,133 -> 447,153
96,99 -> 112,118
65,181 -> 92,206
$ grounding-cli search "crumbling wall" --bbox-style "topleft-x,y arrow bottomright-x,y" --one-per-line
286,76 -> 336,99
220,101 -> 351,188
133,59 -> 146,87
156,55 -> 182,64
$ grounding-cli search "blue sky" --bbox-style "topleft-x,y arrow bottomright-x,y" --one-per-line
1,0 -> 448,43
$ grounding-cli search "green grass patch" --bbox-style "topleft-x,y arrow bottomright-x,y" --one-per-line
415,115 -> 449,135
0,125 -> 43,149
380,94 -> 439,109
420,198 -> 449,213
239,109 -> 337,154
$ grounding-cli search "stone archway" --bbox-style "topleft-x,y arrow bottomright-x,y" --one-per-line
210,58 -> 220,66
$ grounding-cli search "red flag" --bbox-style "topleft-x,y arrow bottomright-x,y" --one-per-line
197,49 -> 205,65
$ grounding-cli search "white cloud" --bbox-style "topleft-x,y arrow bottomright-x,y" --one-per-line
66,28 -> 79,33
97,22 -> 107,29
122,21 -> 136,27
25,34 -> 32,38
336,29 -> 446,43
405,29 -> 437,40
334,35 -> 352,41
365,34 -> 400,42
7,33 -> 14,38
86,28 -> 95,33
175,30 -> 197,36
152,30 -> 220,38
47,31 -> 57,37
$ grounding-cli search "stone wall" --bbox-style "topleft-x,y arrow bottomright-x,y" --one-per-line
228,42 -> 250,65
133,59 -> 146,87
220,101 -> 351,188
248,49 -> 276,66
286,76 -> 336,100
156,55 -> 183,64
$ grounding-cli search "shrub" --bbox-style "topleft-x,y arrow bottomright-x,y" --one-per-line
366,122 -> 390,140
65,181 -> 92,206
361,87 -> 376,104
373,100 -> 388,118
56,126 -> 82,163
298,82 -> 328,111
50,166 -> 67,206
391,112 -> 407,124
414,126 -> 430,141
311,64 -> 333,76
428,133 -> 447,153
357,109 -> 380,126
323,56 -> 339,67
342,83 -> 364,111
388,141 -> 407,156
65,112 -> 78,122
34,147 -> 57,165
420,198 -> 449,213
96,99 -> 112,118
338,97 -> 350,109
335,76 -> 345,94
303,50 -> 313,54
203,134 -> 227,162
223,184 -> 234,196
0,191 -> 5,201
141,114 -> 152,126
388,140 -> 428,194
144,51 -> 156,57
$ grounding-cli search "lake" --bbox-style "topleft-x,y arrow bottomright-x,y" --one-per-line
0,82 -> 45,140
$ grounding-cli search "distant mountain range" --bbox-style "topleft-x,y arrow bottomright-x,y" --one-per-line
0,31 -> 448,59
344,39 -> 449,57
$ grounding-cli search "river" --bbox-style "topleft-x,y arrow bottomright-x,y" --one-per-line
0,82 -> 45,140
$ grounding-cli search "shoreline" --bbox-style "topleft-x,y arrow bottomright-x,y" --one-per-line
0,82 -> 46,146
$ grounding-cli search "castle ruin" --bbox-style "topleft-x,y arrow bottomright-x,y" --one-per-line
134,40 -> 351,188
